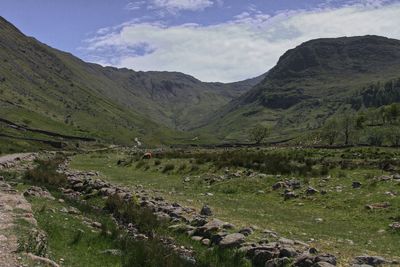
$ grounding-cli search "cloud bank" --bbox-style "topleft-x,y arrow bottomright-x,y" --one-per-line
86,2 -> 400,82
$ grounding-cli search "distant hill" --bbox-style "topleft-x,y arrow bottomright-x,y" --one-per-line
0,16 -> 260,147
200,36 -> 400,142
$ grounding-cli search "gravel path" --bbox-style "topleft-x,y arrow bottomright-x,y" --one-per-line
0,153 -> 36,267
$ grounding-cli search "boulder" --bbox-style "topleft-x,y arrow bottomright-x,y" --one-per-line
315,254 -> 336,265
353,255 -> 388,266
280,246 -> 298,258
284,190 -> 298,200
239,227 -> 254,236
265,257 -> 291,267
306,187 -> 319,195
389,222 -> 400,230
252,250 -> 279,266
352,181 -> 362,189
219,233 -> 246,248
200,205 -> 213,216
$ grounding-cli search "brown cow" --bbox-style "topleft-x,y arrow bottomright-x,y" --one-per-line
142,152 -> 152,159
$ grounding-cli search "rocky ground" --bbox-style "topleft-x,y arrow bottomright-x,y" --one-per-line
60,158 -> 400,267
1,152 -> 399,267
0,153 -> 36,267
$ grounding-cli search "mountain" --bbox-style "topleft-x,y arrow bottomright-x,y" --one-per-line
200,36 -> 400,142
0,16 -> 259,148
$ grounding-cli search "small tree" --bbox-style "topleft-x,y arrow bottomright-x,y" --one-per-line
367,128 -> 384,146
249,125 -> 269,144
340,113 -> 356,145
387,127 -> 400,147
321,118 -> 340,146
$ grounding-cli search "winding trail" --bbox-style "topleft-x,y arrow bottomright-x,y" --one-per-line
0,153 -> 35,267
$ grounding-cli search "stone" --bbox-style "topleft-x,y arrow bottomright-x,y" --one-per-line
315,254 -> 336,265
196,219 -> 225,237
191,236 -> 203,242
252,250 -> 279,266
294,253 -> 315,267
279,237 -> 295,245
306,186 -> 319,195
265,257 -> 291,267
211,231 -> 228,245
201,238 -> 211,246
91,222 -> 102,229
393,173 -> 400,180
24,186 -> 55,200
200,205 -> 213,216
239,227 -> 254,236
314,262 -> 336,267
353,255 -> 388,266
272,182 -> 287,190
352,181 -> 362,189
365,202 -> 391,210
389,222 -> 400,230
283,190 -> 298,200
99,249 -> 122,256
67,207 -> 81,215
280,246 -> 298,258
219,233 -> 245,248
190,215 -> 208,227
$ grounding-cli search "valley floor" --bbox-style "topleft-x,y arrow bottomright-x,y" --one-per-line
70,147 -> 400,265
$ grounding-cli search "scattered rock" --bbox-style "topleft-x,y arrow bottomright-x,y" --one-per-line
389,222 -> 400,230
284,190 -> 298,200
201,238 -> 211,246
306,186 -> 319,195
352,181 -> 362,189
353,255 -> 388,266
91,222 -> 102,229
24,186 -> 55,200
200,205 -> 212,216
239,227 -> 253,236
219,233 -> 245,248
99,249 -> 122,256
365,202 -> 391,210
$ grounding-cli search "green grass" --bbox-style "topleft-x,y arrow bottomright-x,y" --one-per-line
27,196 -> 121,267
70,148 -> 400,265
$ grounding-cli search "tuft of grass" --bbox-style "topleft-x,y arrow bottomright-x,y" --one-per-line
162,163 -> 175,173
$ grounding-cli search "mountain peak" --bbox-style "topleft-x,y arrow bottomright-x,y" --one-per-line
268,35 -> 400,80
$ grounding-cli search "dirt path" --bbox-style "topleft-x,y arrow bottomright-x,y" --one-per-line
0,153 -> 36,267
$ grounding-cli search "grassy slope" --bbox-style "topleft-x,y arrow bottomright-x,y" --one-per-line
0,16 -> 262,147
70,149 -> 400,264
198,36 -> 400,142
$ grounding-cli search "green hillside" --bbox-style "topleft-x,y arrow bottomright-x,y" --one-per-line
0,16 -> 261,149
200,36 -> 400,142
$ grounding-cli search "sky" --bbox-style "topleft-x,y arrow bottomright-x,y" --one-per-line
1,0 -> 400,82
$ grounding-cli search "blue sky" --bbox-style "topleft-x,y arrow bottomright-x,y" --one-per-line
1,0 -> 400,82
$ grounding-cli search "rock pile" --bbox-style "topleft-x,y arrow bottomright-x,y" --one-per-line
56,160 -> 399,266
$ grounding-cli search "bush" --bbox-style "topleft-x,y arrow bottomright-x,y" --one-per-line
135,160 -> 146,169
367,128 -> 384,146
162,164 -> 175,173
154,159 -> 162,166
24,156 -> 67,186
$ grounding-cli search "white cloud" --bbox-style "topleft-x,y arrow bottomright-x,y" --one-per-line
150,0 -> 214,12
85,3 -> 400,82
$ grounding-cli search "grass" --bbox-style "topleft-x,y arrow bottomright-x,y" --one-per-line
9,155 -> 251,267
70,147 -> 400,265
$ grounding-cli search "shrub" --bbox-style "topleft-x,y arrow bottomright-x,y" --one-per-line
135,160 -> 145,169
154,159 -> 162,166
178,163 -> 187,172
162,164 -> 175,173
367,128 -> 384,146
24,156 -> 67,186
